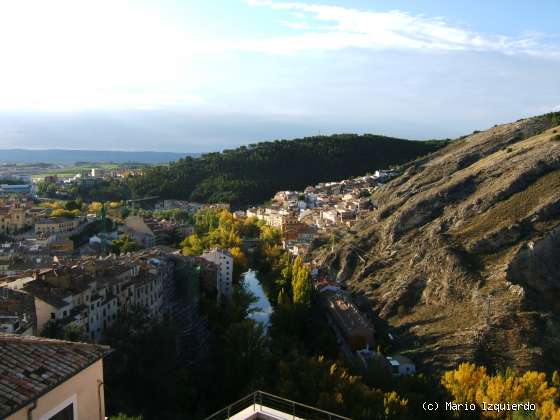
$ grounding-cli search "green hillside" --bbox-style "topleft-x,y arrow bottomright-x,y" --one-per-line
128,134 -> 446,206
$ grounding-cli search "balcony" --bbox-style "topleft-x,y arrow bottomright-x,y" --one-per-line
204,390 -> 351,420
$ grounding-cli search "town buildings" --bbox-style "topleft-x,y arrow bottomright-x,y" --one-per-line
123,215 -> 156,247
244,169 -> 395,256
201,248 -> 233,302
19,250 -> 175,341
0,184 -> 31,195
323,291 -> 375,351
35,217 -> 81,236
0,334 -> 109,420
0,247 -> 222,344
123,215 -> 192,247
0,288 -> 35,335
0,199 -> 47,235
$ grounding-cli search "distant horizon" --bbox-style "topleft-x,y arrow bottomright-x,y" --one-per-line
0,147 -> 196,153
0,109 -> 545,155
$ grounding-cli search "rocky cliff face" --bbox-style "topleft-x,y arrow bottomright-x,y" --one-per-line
317,113 -> 560,372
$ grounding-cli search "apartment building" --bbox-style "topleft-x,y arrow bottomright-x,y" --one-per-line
201,248 -> 233,302
19,250 -> 175,342
323,291 -> 375,351
35,217 -> 81,236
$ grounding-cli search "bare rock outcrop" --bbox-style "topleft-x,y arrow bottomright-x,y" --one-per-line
316,113 -> 560,372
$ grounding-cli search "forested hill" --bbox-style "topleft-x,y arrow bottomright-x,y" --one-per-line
128,134 -> 446,206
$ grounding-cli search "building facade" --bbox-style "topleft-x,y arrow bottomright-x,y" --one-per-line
201,248 -> 233,302
20,250 -> 175,342
35,217 -> 81,236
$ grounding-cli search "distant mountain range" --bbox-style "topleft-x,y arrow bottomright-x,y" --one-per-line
0,149 -> 198,165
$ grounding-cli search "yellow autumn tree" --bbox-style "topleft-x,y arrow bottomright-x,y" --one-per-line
228,246 -> 248,278
552,371 -> 560,388
50,208 -> 77,218
259,225 -> 281,246
541,400 -> 560,420
384,391 -> 408,418
442,363 -> 560,419
88,202 -> 103,213
442,363 -> 487,403
181,234 -> 206,255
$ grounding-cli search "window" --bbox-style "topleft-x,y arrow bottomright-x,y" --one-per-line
46,401 -> 74,420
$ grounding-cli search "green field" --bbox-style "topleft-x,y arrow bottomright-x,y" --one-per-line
32,162 -> 122,181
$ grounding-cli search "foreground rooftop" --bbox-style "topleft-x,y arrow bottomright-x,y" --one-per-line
205,390 -> 351,420
0,333 -> 110,418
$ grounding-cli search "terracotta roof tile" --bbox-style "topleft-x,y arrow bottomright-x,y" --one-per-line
0,333 -> 110,418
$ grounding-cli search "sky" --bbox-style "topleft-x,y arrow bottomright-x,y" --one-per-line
0,0 -> 559,152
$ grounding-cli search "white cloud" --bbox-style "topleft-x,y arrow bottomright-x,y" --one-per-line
242,0 -> 559,57
0,0 -> 209,111
0,0 -> 557,113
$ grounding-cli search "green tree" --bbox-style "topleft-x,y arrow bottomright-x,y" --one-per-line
180,233 -> 206,255
127,134 -> 445,206
291,257 -> 312,306
41,320 -> 64,339
63,323 -> 87,342
64,199 -> 82,211
221,320 -> 267,399
112,235 -> 141,255
103,306 -> 180,419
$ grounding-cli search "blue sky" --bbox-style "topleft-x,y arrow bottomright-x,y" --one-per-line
0,0 -> 559,152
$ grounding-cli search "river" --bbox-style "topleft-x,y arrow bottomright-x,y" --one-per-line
243,269 -> 273,328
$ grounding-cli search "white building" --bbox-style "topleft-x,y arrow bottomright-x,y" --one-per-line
386,355 -> 416,376
201,248 -> 233,302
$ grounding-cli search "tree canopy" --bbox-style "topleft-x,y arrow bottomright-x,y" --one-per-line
128,134 -> 446,206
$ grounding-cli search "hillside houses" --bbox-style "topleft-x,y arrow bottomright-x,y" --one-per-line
245,169 -> 395,256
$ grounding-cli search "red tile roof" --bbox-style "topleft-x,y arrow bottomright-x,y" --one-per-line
0,334 -> 110,418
